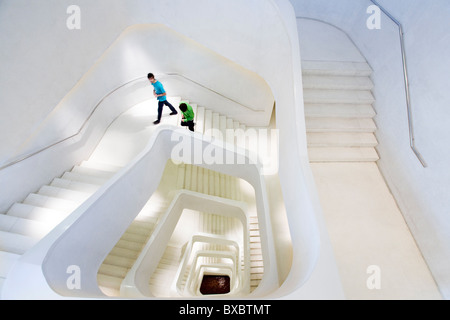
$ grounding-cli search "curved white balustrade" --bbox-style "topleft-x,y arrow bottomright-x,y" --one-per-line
120,190 -> 252,298
1,0 -> 346,300
2,125 -> 279,299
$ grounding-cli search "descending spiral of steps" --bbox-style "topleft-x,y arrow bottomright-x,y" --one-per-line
0,160 -> 123,293
96,101 -> 265,297
0,98 -> 265,298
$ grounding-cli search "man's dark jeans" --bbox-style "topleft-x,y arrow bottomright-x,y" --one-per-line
157,100 -> 177,121
181,120 -> 195,132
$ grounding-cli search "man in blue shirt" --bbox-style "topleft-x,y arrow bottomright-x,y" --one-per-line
148,73 -> 178,124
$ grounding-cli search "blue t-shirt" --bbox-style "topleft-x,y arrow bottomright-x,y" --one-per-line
151,80 -> 167,101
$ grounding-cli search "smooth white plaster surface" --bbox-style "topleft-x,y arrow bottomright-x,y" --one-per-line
297,18 -> 366,62
296,16 -> 441,300
291,0 -> 450,299
311,162 -> 441,300
0,0 -> 344,299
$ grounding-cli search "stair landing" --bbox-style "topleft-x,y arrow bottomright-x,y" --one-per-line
311,162 -> 441,300
298,17 -> 441,299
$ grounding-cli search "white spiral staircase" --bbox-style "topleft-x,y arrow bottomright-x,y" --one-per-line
0,98 -> 266,298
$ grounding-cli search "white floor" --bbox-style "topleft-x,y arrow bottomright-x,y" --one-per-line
311,163 -> 441,299
298,18 -> 442,299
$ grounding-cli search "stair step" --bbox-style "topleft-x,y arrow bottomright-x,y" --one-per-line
195,107 -> 205,133
250,247 -> 263,255
251,267 -> 264,274
250,254 -> 263,262
134,212 -> 164,224
102,254 -> 136,269
97,274 -> 121,296
225,119 -> 235,145
303,89 -> 375,105
127,220 -> 156,234
0,214 -> 53,239
98,263 -> 128,279
149,284 -> 170,297
190,104 -> 198,130
80,160 -> 122,173
156,260 -> 180,271
38,185 -> 92,203
71,166 -> 116,180
304,103 -> 376,118
302,61 -> 373,76
108,247 -> 140,260
149,273 -> 177,287
6,203 -> 68,224
301,60 -> 379,163
250,260 -> 264,268
184,164 -> 192,190
250,273 -> 264,280
0,231 -> 38,255
196,167 -> 204,194
136,215 -> 160,225
219,115 -> 227,140
98,285 -> 120,297
120,231 -> 148,244
250,242 -> 262,250
50,178 -> 101,194
212,113 -> 221,139
165,110 -> 179,128
139,200 -> 169,215
306,118 -> 377,133
23,194 -> 79,212
308,147 -> 379,162
0,214 -> 20,232
176,164 -> 186,189
204,110 -> 213,136
191,166 -> 198,192
150,262 -> 178,274
302,75 -> 374,90
115,239 -> 145,252
61,172 -> 108,185
307,132 -> 378,147
161,246 -> 182,260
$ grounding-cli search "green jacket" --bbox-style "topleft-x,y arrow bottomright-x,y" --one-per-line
180,101 -> 195,122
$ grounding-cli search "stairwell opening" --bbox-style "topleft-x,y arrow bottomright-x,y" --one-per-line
150,207 -> 249,297
200,275 -> 230,295
36,123 -> 279,299
95,155 -> 267,298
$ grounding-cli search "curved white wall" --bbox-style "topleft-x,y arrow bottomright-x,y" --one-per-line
291,0 -> 450,298
0,78 -> 153,213
2,126 -> 279,298
121,190 -> 252,298
0,0 -> 130,166
0,18 -> 274,211
0,0 -> 344,299
0,23 -> 274,168
17,23 -> 274,167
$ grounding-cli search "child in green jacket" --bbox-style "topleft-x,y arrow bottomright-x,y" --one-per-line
179,102 -> 195,132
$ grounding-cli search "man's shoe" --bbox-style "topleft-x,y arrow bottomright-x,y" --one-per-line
153,119 -> 160,125
170,111 -> 178,116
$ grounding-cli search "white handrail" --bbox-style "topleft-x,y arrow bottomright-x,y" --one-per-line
10,126 -> 277,299
121,189 -> 252,298
0,73 -> 261,172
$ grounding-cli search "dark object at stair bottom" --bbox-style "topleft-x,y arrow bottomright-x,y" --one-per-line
200,275 -> 231,295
